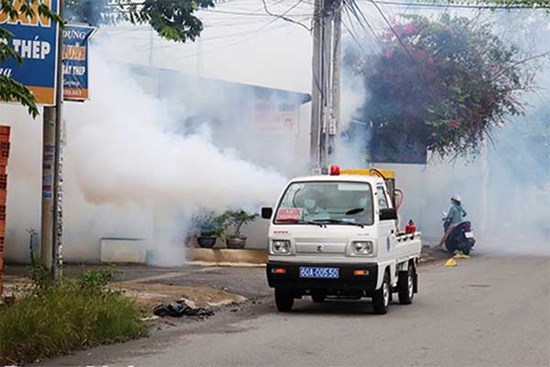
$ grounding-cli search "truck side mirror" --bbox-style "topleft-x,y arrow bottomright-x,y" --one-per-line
379,208 -> 397,221
261,207 -> 273,219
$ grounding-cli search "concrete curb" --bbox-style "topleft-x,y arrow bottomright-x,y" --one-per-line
186,248 -> 267,266
185,248 -> 444,267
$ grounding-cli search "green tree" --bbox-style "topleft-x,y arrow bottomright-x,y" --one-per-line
346,14 -> 536,160
0,0 -> 61,117
64,0 -> 215,42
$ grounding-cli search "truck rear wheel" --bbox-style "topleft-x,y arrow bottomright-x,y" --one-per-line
372,272 -> 390,314
398,266 -> 414,305
275,288 -> 294,312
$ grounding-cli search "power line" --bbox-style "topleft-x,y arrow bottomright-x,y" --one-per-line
202,8 -> 311,17
341,19 -> 371,65
168,23 -> 286,62
171,1 -> 312,62
261,0 -> 312,31
342,6 -> 367,51
370,0 -> 550,10
342,2 -> 379,56
368,0 -> 415,59
108,0 -> 315,49
348,0 -> 384,44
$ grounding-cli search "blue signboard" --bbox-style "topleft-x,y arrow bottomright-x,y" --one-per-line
63,24 -> 95,101
0,0 -> 60,106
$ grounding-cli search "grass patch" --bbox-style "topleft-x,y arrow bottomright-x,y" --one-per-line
0,264 -> 147,365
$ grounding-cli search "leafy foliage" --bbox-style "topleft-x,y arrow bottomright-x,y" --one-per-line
0,265 -> 145,366
192,212 -> 228,238
0,0 -> 61,117
64,0 -> 215,42
0,75 -> 39,116
346,15 -> 536,159
223,209 -> 258,238
63,0 -> 113,26
190,209 -> 258,239
1,0 -> 61,22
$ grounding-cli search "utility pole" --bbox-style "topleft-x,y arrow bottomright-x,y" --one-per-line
328,0 -> 342,164
41,1 -> 64,279
309,0 -> 323,172
41,110 -> 54,268
309,0 -> 343,172
319,0 -> 332,168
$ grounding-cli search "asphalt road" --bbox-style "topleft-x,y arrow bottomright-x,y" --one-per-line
40,254 -> 550,367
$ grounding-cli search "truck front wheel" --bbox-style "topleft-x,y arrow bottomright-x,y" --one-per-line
372,272 -> 390,314
275,288 -> 294,312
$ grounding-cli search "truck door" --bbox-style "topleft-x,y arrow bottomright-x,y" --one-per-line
376,184 -> 396,258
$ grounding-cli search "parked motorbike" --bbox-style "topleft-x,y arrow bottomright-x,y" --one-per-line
442,212 -> 476,255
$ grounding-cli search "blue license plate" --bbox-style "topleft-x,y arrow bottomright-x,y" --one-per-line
299,266 -> 339,279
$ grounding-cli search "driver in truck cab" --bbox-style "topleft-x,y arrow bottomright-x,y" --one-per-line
300,189 -> 330,221
300,188 -> 373,224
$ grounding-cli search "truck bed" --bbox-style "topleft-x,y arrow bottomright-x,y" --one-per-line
394,232 -> 422,263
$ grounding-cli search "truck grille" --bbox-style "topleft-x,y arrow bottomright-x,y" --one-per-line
294,238 -> 347,254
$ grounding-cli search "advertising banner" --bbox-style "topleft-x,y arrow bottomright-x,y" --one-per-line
0,0 -> 61,106
63,24 -> 95,101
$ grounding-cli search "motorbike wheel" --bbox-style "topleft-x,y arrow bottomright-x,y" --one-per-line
459,240 -> 473,255
445,239 -> 458,254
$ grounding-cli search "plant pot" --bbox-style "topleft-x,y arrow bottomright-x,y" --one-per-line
197,236 -> 217,248
226,236 -> 246,249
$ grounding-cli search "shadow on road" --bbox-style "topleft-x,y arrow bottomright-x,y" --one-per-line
287,298 -> 414,316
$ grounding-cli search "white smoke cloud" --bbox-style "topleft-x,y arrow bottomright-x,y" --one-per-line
4,14 -> 315,265
60,44 -> 290,265
66,57 -> 286,209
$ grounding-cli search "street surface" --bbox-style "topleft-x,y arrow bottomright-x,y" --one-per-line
39,254 -> 550,367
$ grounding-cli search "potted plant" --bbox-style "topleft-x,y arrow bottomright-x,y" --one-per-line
224,209 -> 258,249
193,213 -> 227,248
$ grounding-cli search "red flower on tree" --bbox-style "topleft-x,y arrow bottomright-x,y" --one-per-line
403,22 -> 416,35
346,15 -> 530,159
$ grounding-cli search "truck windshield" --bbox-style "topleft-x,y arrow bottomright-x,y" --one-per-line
274,181 -> 374,226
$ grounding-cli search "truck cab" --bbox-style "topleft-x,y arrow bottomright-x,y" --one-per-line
261,167 -> 421,314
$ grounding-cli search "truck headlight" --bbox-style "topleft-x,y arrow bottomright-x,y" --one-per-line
271,240 -> 291,255
349,241 -> 375,256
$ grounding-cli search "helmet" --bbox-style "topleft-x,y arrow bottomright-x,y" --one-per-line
451,195 -> 461,203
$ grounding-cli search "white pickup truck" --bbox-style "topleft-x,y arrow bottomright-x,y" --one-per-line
261,167 -> 422,314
